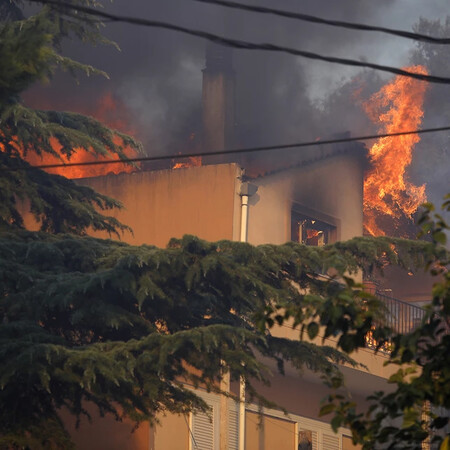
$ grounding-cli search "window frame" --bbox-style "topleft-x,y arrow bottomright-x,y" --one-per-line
291,203 -> 340,245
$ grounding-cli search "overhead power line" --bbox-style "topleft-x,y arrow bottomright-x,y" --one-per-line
28,0 -> 450,85
17,125 -> 450,172
194,0 -> 450,45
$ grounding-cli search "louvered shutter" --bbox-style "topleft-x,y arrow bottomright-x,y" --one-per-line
191,392 -> 220,450
322,432 -> 340,450
228,406 -> 239,450
311,431 -> 318,450
192,410 -> 214,450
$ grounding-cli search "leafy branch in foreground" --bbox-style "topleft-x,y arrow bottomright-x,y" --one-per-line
0,230 -> 442,448
322,196 -> 450,450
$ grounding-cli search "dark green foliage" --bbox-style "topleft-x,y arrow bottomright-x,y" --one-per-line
0,229 -> 443,447
323,197 -> 450,450
0,151 -> 131,234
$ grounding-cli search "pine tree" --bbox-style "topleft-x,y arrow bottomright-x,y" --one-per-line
0,2 -> 446,449
0,0 -> 141,235
1,229 -> 442,449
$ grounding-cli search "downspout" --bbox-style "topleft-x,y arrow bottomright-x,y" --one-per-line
240,194 -> 249,242
238,376 -> 246,450
239,182 -> 258,243
238,182 -> 258,450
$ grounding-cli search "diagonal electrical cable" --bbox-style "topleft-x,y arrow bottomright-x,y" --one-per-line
194,0 -> 450,45
9,125 -> 450,172
27,0 -> 450,85
184,414 -> 200,450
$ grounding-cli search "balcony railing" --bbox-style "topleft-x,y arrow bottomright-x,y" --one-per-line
375,291 -> 427,334
365,290 -> 427,351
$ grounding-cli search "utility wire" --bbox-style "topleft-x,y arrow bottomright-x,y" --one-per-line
184,414 -> 199,450
194,0 -> 450,45
28,0 -> 450,85
13,125 -> 450,172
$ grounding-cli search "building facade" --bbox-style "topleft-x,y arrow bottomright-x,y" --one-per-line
59,151 -> 406,450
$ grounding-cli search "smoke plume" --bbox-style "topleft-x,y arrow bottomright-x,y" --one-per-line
23,0 -> 449,201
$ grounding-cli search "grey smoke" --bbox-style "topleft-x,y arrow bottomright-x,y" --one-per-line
25,0 -> 449,201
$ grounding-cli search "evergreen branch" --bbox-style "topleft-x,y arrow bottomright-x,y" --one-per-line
0,230 -> 445,447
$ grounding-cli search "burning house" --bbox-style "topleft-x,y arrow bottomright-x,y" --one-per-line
39,43 -> 435,450
67,158 -> 374,450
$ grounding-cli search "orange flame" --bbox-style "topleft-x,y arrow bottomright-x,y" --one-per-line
172,156 -> 202,170
306,229 -> 321,239
21,92 -> 139,179
172,133 -> 202,169
22,136 -> 137,179
363,66 -> 428,236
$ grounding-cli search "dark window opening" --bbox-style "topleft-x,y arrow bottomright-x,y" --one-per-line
291,212 -> 336,246
298,430 -> 313,450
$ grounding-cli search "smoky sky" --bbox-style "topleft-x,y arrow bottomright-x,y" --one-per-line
24,0 -> 449,201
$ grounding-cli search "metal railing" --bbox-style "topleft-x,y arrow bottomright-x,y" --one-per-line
375,291 -> 427,335
365,290 -> 427,351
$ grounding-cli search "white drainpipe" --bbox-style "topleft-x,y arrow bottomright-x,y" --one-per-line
238,375 -> 246,450
239,182 -> 258,243
238,182 -> 258,450
240,194 -> 249,243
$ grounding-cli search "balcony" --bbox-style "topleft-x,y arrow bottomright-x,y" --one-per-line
366,290 -> 427,351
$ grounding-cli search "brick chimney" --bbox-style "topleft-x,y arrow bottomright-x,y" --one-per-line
202,43 -> 235,161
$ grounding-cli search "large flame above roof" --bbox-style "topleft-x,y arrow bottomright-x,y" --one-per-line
363,66 -> 428,236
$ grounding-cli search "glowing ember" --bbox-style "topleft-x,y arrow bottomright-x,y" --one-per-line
365,327 -> 392,353
363,65 -> 428,236
172,156 -> 202,169
171,132 -> 202,169
306,229 -> 321,239
22,92 -> 139,179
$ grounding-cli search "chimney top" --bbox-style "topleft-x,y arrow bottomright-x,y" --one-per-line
204,42 -> 233,73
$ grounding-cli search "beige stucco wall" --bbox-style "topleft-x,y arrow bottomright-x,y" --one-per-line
62,407 -> 191,450
60,405 -> 150,450
49,155 -> 370,449
343,435 -> 362,450
79,163 -> 242,247
248,153 -> 364,245
246,411 -> 295,450
153,413 -> 189,450
23,155 -> 363,249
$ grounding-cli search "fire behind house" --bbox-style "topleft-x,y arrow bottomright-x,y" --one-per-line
21,1 -> 448,179
11,6 -> 445,447
23,37 -> 432,239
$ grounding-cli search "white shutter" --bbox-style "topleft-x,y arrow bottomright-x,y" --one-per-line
192,410 -> 214,450
311,431 -> 319,450
228,407 -> 239,450
322,432 -> 340,450
191,391 -> 220,450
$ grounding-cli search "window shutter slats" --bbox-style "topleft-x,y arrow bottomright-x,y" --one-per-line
228,408 -> 239,450
322,433 -> 340,450
192,411 -> 214,450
